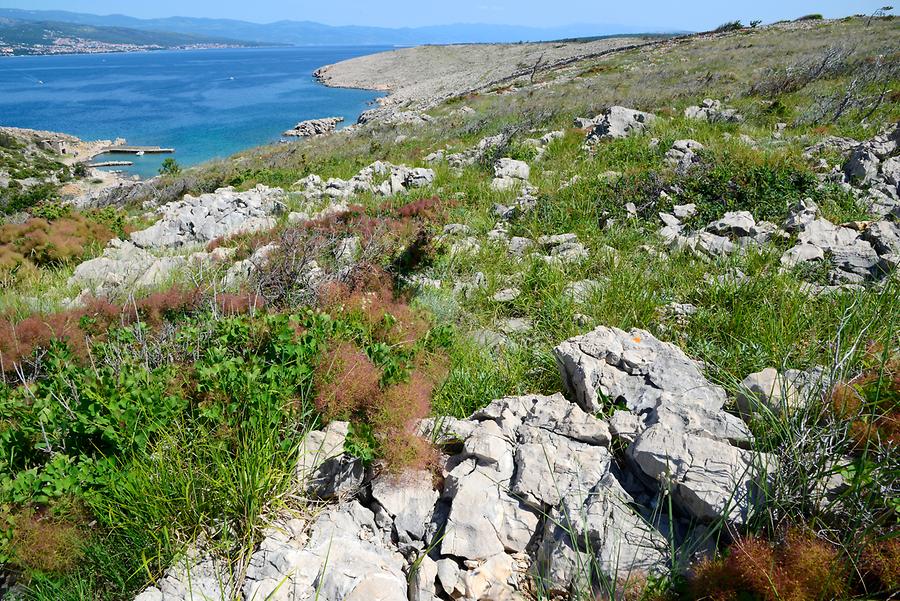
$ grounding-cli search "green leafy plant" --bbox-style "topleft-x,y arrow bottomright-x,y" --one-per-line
158,157 -> 181,176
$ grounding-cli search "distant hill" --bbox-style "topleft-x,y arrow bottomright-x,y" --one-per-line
0,8 -> 683,46
0,16 -> 258,55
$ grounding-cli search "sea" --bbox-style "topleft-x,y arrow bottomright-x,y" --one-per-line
0,46 -> 388,178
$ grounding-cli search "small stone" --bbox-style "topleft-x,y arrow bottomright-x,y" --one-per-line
492,288 -> 521,302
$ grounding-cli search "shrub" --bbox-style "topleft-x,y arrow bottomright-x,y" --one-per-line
796,13 -> 824,21
372,371 -> 436,468
29,201 -> 72,221
860,536 -> 900,593
1,182 -> 59,215
749,45 -> 852,97
314,341 -> 382,419
158,158 -> 181,176
4,510 -> 85,574
688,528 -> 849,601
214,292 -> 266,316
0,215 -> 114,270
829,350 -> 900,450
0,131 -> 20,150
713,21 -> 744,33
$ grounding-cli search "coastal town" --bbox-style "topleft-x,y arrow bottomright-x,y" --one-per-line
0,37 -> 244,56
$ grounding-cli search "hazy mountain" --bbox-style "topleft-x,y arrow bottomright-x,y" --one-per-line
0,17 -> 258,53
0,8 -> 679,46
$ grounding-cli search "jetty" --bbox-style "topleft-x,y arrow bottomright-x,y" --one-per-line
101,146 -> 174,154
88,160 -> 134,167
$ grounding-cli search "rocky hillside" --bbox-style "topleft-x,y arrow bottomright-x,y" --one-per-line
0,14 -> 898,601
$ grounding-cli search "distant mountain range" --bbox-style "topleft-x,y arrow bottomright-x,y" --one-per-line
0,8 -> 682,47
0,16 -> 258,54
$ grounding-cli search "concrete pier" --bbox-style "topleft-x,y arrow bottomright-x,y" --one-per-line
102,146 -> 174,154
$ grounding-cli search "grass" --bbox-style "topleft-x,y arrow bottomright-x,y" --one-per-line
0,13 -> 898,600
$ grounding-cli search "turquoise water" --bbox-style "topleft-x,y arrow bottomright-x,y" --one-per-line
0,46 -> 387,178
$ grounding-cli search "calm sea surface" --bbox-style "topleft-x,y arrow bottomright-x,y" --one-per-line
0,46 -> 387,178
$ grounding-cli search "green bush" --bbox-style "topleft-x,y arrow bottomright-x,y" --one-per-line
158,157 -> 181,176
714,20 -> 745,33
30,201 -> 73,221
1,182 -> 59,215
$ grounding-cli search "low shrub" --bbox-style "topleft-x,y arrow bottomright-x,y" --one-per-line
713,21 -> 744,33
0,286 -> 261,376
860,536 -> 900,593
0,183 -> 59,215
829,347 -> 899,450
749,45 -> 852,97
688,528 -> 849,601
3,509 -> 85,574
0,215 -> 114,275
314,267 -> 449,471
796,13 -> 824,21
313,340 -> 382,419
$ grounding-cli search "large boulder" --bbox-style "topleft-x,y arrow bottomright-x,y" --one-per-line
134,548 -> 233,601
584,106 -> 656,144
629,424 -> 763,523
554,326 -> 763,524
491,158 -> 531,190
296,421 -> 364,499
782,218 -> 884,284
736,367 -> 804,418
665,139 -> 704,173
844,147 -> 881,185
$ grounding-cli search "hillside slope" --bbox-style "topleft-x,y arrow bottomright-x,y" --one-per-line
0,15 -> 898,601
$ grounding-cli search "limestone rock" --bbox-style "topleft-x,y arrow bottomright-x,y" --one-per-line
629,424 -> 765,524
130,185 -> 284,249
282,116 -> 344,137
584,106 -> 656,144
242,502 -> 407,601
665,139 -> 704,173
371,471 -> 439,544
736,367 -> 801,418
706,211 -> 756,238
684,99 -> 743,123
69,239 -> 186,296
296,421 -> 364,499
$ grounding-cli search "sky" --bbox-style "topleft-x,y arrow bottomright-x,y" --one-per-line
0,1 -> 892,29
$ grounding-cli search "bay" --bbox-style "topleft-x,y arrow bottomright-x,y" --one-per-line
0,46 -> 387,178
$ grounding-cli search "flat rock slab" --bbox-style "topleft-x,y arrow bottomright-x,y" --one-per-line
130,185 -> 285,249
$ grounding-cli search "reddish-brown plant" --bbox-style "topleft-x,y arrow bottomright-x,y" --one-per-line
0,216 -> 113,268
860,536 -> 900,593
8,511 -> 85,573
687,529 -> 849,601
131,287 -> 202,326
215,292 -> 265,316
313,341 -> 382,419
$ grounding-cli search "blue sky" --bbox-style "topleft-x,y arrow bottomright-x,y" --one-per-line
0,1 -> 890,29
